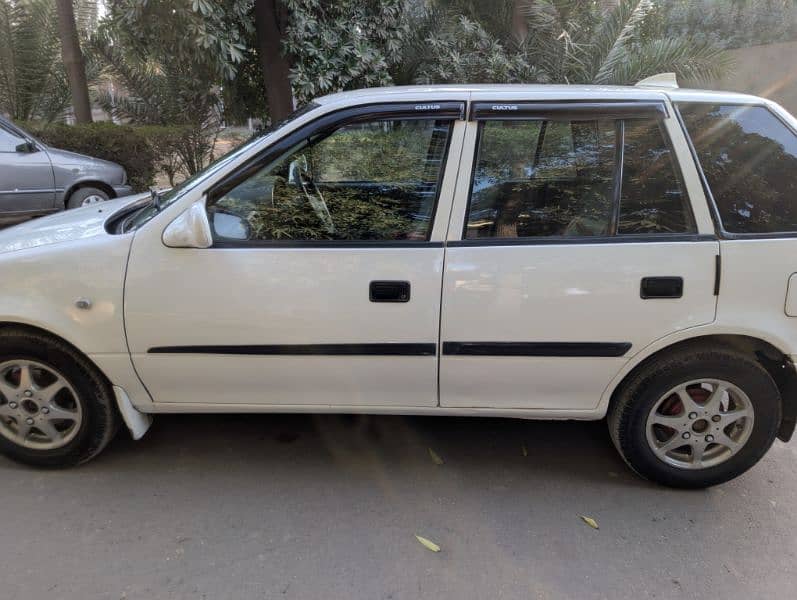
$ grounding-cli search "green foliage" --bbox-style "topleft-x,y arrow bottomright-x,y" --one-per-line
136,125 -> 213,186
89,28 -> 219,128
660,0 -> 797,50
88,7 -> 225,175
308,122 -> 435,184
416,15 -> 543,83
0,0 -> 100,122
0,0 -> 69,122
221,47 -> 269,125
24,121 -> 157,190
405,0 -> 730,86
246,186 -> 413,241
103,0 -> 253,81
283,0 -> 408,103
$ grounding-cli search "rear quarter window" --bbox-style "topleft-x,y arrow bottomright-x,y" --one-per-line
677,102 -> 797,234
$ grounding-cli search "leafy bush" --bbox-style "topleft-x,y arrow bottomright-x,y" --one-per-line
135,126 -> 184,187
24,121 -> 156,191
139,125 -> 221,184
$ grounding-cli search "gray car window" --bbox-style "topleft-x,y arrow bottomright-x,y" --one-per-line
0,125 -> 25,153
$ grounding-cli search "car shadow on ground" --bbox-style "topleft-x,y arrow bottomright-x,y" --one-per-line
99,413 -> 646,488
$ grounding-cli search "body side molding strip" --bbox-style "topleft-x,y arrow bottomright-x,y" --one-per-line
148,343 -> 437,356
442,342 -> 632,357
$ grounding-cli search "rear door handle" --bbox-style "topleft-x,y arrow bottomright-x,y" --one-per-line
369,280 -> 410,303
641,277 -> 683,299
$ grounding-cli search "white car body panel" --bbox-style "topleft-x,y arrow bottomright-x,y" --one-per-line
439,240 -> 719,409
0,196 -> 156,414
124,243 -> 445,407
0,84 -> 794,430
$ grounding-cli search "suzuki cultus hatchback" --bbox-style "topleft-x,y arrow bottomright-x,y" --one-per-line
0,76 -> 795,488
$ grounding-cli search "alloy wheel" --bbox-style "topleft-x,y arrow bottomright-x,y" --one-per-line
0,360 -> 83,450
645,379 -> 754,470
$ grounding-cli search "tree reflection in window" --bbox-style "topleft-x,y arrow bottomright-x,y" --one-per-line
209,119 -> 452,242
679,103 -> 797,234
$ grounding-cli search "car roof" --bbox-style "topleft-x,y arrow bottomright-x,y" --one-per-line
314,84 -> 767,107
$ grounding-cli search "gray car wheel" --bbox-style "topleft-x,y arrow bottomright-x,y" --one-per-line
66,187 -> 109,209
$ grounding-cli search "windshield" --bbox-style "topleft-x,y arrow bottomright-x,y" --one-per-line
121,102 -> 320,232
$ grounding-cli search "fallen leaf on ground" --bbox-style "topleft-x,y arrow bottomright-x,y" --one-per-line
415,534 -> 441,552
579,515 -> 599,530
429,448 -> 444,465
521,443 -> 528,457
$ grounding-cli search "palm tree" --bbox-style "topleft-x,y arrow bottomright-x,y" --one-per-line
399,0 -> 730,86
0,0 -> 100,123
0,0 -> 68,122
88,28 -> 221,175
520,0 -> 730,84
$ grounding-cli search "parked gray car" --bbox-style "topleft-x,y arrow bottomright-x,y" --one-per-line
0,116 -> 132,223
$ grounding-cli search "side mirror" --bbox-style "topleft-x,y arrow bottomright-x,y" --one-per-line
15,141 -> 37,153
210,209 -> 251,240
162,199 -> 213,248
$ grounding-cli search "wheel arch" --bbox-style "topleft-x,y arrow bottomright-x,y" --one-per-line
607,333 -> 797,442
0,321 -> 113,389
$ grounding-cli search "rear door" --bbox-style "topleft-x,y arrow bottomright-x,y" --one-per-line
0,122 -> 54,212
440,99 -> 719,410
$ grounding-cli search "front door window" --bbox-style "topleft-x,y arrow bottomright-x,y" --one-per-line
208,118 -> 453,242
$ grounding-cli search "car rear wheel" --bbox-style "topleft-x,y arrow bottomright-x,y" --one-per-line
66,187 -> 109,209
0,328 -> 118,467
608,346 -> 781,488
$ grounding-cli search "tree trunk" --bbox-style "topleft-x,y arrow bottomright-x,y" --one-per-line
253,0 -> 294,123
511,0 -> 529,45
55,0 -> 92,124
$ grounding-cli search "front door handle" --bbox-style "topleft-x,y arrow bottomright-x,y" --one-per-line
370,280 -> 410,303
641,277 -> 683,299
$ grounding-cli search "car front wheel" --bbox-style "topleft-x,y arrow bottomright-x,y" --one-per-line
66,187 -> 109,209
0,328 -> 118,467
608,345 -> 781,488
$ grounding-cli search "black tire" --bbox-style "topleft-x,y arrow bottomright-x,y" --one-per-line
0,328 -> 118,467
608,345 -> 781,488
66,186 -> 109,209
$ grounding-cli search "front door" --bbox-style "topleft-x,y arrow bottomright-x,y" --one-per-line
124,102 -> 465,408
440,100 -> 719,410
0,123 -> 54,212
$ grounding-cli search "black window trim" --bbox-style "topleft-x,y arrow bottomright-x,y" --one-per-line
470,100 -> 669,121
205,101 -> 465,248
447,234 -> 715,248
461,101 -> 700,245
674,100 -> 797,240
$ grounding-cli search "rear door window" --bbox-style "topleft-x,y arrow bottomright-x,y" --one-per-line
465,114 -> 693,239
677,103 -> 797,234
619,119 -> 693,234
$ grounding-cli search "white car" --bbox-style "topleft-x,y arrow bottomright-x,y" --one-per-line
0,77 -> 795,488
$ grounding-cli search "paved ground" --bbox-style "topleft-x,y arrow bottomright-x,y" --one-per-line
1,414 -> 795,599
